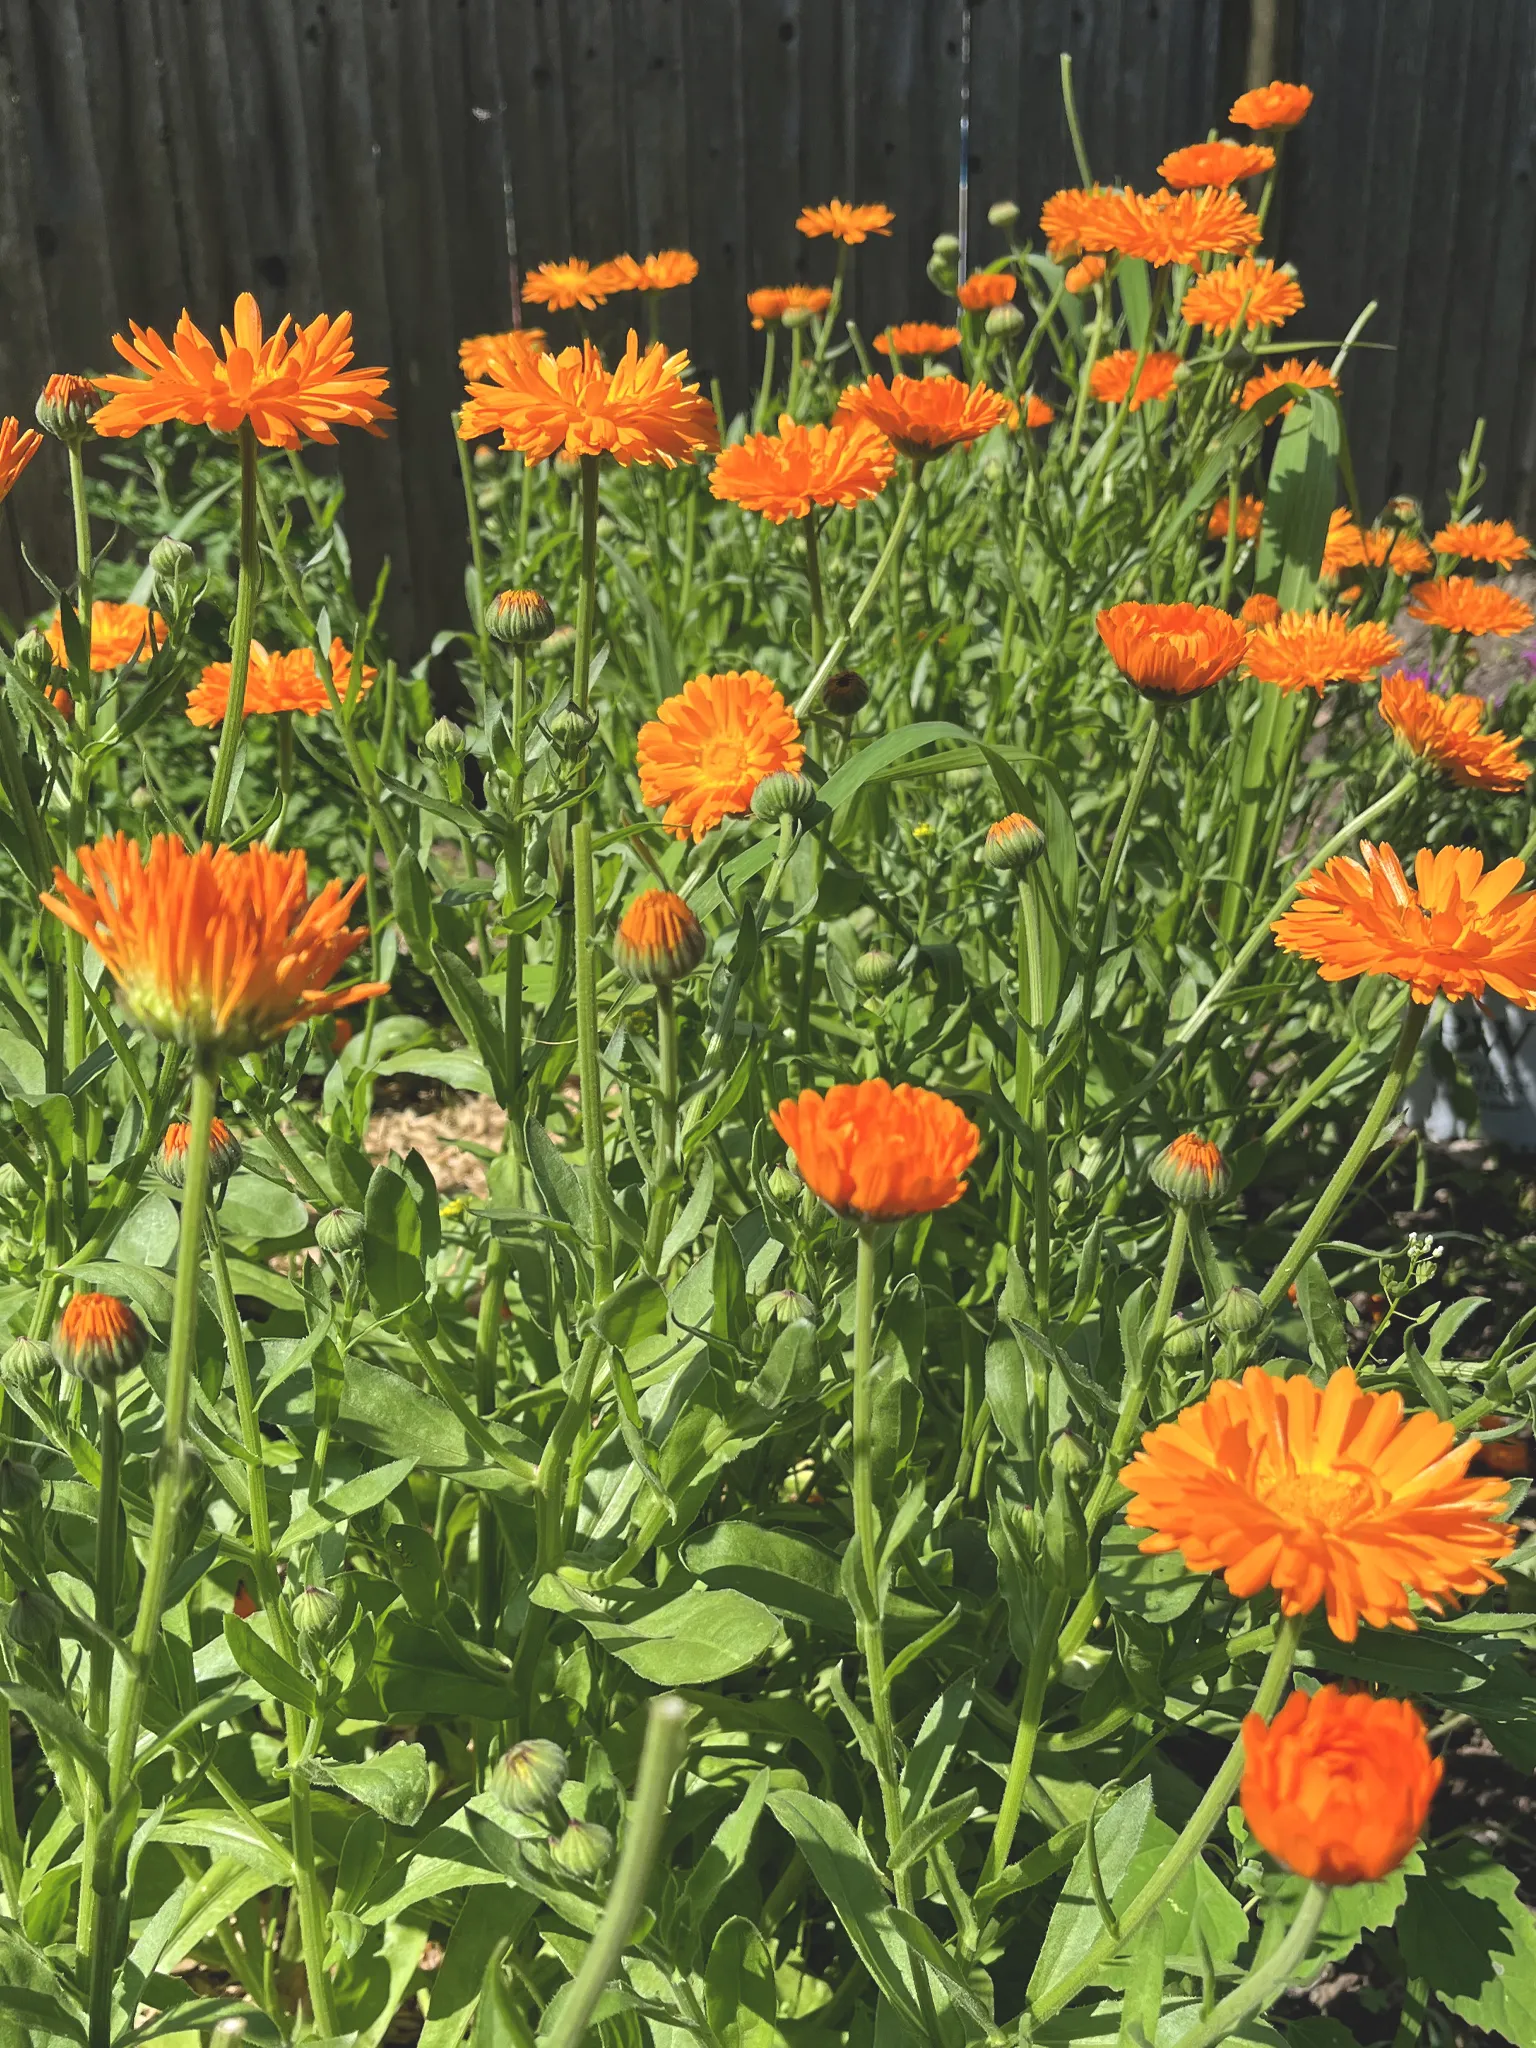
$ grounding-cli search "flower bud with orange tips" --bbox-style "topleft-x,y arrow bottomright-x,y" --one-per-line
36,373 -> 101,443
1097,602 -> 1248,702
486,588 -> 555,646
981,813 -> 1047,874
771,1079 -> 981,1224
161,1117 -> 243,1189
1242,1686 -> 1439,1885
1149,1132 -> 1230,1205
56,1291 -> 148,1385
612,891 -> 706,986
1241,592 -> 1281,626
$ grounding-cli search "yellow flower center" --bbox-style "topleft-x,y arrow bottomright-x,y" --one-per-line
1261,1467 -> 1381,1529
701,732 -> 754,783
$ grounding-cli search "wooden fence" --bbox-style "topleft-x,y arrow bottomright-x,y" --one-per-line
0,0 -> 1531,656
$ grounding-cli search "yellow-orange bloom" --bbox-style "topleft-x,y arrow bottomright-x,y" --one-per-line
1322,507 -> 1432,578
1241,592 -> 1281,626
1064,255 -> 1106,293
600,249 -> 699,294
874,322 -> 960,358
185,640 -> 375,727
1208,494 -> 1263,541
836,374 -> 1016,461
1108,187 -> 1262,266
0,416 -> 42,501
92,292 -> 392,448
1432,519 -> 1530,569
40,835 -> 386,1051
1158,140 -> 1275,189
1024,394 -> 1055,429
46,602 -> 167,673
709,414 -> 894,524
1243,1689 -> 1439,1885
1408,576 -> 1535,638
795,200 -> 893,245
1098,601 -> 1248,700
1121,1364 -> 1511,1640
956,271 -> 1016,312
1274,840 -> 1536,1005
746,286 -> 833,329
1230,80 -> 1315,129
522,259 -> 610,312
1238,358 -> 1339,413
1242,611 -> 1401,695
612,890 -> 706,984
459,332 -> 718,467
1379,671 -> 1529,795
1039,187 -> 1121,261
458,329 -> 546,381
637,671 -> 803,842
1181,256 -> 1302,333
771,1079 -> 980,1222
1089,349 -> 1180,411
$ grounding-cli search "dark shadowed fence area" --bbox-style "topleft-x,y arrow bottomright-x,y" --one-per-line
0,0 -> 1532,657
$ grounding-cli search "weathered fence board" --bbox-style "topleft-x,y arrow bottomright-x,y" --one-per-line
0,0 -> 1530,656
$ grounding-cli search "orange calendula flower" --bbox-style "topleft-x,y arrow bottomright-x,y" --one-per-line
40,835 -> 387,1051
186,640 -> 375,727
612,890 -> 706,985
1243,1688 -> 1439,1885
1238,358 -> 1339,414
836,374 -> 1016,461
1024,394 -> 1055,429
56,1291 -> 149,1384
1064,255 -> 1106,293
709,414 -> 894,524
1432,518 -> 1530,569
1242,611 -> 1402,695
874,322 -> 960,358
956,271 -> 1017,313
459,332 -> 718,467
600,250 -> 699,294
1408,576 -> 1535,638
1379,671 -> 1529,794
1098,601 -> 1248,700
1322,508 -> 1431,579
1208,494 -> 1264,541
46,602 -> 167,673
161,1116 -> 243,1187
1039,187 -> 1121,261
771,1079 -> 981,1222
522,259 -> 610,312
458,329 -> 546,381
1274,841 -> 1536,1005
1122,1364 -> 1512,1640
1150,1132 -> 1230,1204
1158,139 -> 1276,189
35,374 -> 101,440
637,671 -> 803,842
1108,186 -> 1262,266
1241,592 -> 1281,626
746,286 -> 833,329
1230,80 -> 1315,129
0,416 -> 42,500
1320,507 -> 1366,577
1181,256 -> 1303,333
92,292 -> 392,448
1088,349 -> 1181,411
795,199 -> 894,244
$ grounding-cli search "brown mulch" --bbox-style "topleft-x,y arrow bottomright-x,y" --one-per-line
365,1094 -> 508,1196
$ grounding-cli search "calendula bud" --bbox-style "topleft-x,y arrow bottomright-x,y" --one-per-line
160,1117 -> 243,1189
981,812 -> 1047,874
0,1336 -> 52,1390
129,784 -> 154,810
492,1738 -> 568,1816
148,535 -> 196,607
544,703 -> 599,760
612,891 -> 706,986
853,948 -> 900,993
6,1587 -> 58,1655
1052,1167 -> 1087,1206
822,669 -> 869,718
539,623 -> 577,660
11,629 -> 54,691
750,770 -> 816,824
0,1458 -> 42,1517
486,588 -> 555,647
1386,495 -> 1421,527
549,1818 -> 614,1878
315,1208 -> 365,1254
1163,1314 -> 1206,1364
767,1165 -> 801,1205
1049,1429 -> 1094,1481
755,1288 -> 815,1329
932,233 -> 961,260
780,304 -> 818,331
986,304 -> 1026,338
35,373 -> 101,443
55,1293 -> 148,1386
1150,1132 -> 1230,1206
290,1584 -> 345,1659
422,716 -> 466,765
927,252 -> 959,292
1216,1284 -> 1266,1339
988,199 -> 1020,229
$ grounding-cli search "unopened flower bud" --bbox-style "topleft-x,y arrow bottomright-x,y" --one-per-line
549,1818 -> 614,1878
11,629 -> 54,691
539,623 -> 577,660
981,812 -> 1047,874
1150,1132 -> 1230,1206
1386,495 -> 1421,527
612,890 -> 706,985
0,1336 -> 52,1390
756,1288 -> 815,1328
1216,1284 -> 1266,1339
35,373 -> 101,443
422,716 -> 466,765
56,1292 -> 148,1385
986,304 -> 1026,338
1049,1429 -> 1094,1480
129,784 -> 154,811
316,1208 -> 365,1254
0,1458 -> 42,1516
544,703 -> 599,759
1163,1314 -> 1206,1363
486,588 -> 555,646
853,947 -> 900,993
1052,1167 -> 1087,1206
160,1117 -> 243,1189
148,535 -> 196,607
926,252 -> 959,292
822,669 -> 869,718
290,1584 -> 345,1659
767,1165 -> 801,1205
780,304 -> 818,331
492,1738 -> 568,1816
932,233 -> 961,260
988,200 -> 1020,229
6,1587 -> 58,1655
750,770 -> 816,824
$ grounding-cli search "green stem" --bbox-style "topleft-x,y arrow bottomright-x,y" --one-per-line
67,441 -> 94,674
793,476 -> 921,719
204,423 -> 261,844
573,459 -> 601,712
474,1238 -> 510,1645
1080,711 -> 1164,1020
504,648 -> 529,1138
1088,1206 -> 1190,1526
643,982 -> 680,1269
804,512 -> 826,670
1177,1881 -> 1329,2048
456,421 -> 495,680
1020,876 -> 1051,1317
753,328 -> 778,433
981,1585 -> 1070,1887
1066,277 -> 1109,468
852,1227 -> 902,1856
75,1377 -> 121,1960
813,250 -> 847,369
573,816 -> 614,1304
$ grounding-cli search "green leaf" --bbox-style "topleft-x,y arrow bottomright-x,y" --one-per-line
1399,1843 -> 1536,2042
891,1787 -> 978,1877
362,1160 -> 426,1315
378,1049 -> 495,1095
682,1521 -> 849,1633
593,1272 -> 668,1348
525,1115 -> 591,1240
0,1683 -> 107,1794
221,1614 -> 318,1714
112,1194 -> 180,1269
1028,1779 -> 1154,2004
431,948 -> 508,1103
420,1890 -> 536,2048
677,1768 -> 772,1955
215,1172 -> 311,1242
530,1576 -> 784,1685
276,1454 -> 416,1556
312,1742 -> 431,1826
125,2001 -> 284,2043
1096,1523 -> 1204,1624
1254,389 -> 1341,609
705,1916 -> 782,2048
1294,1256 -> 1348,1374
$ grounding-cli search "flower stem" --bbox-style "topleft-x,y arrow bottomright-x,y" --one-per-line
852,1226 -> 902,1855
793,476 -> 921,719
67,440 -> 94,672
981,1584 -> 1070,1889
1079,710 -> 1164,1024
753,328 -> 777,433
643,981 -> 680,1269
1089,1204 -> 1190,1526
1178,1881 -> 1329,2048
804,511 -> 826,669
74,1376 -> 121,1961
205,422 -> 261,844
473,1236 -> 510,1644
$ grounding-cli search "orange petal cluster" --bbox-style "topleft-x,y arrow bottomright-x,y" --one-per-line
1273,840 -> 1536,1006
1407,576 -> 1535,638
836,375 -> 1016,461
1207,494 -> 1264,542
459,332 -> 718,467
458,329 -> 546,381
1107,187 -> 1262,266
637,671 -> 803,842
600,249 -> 699,293
40,835 -> 386,1051
1120,1364 -> 1511,1639
1039,187 -> 1121,262
710,414 -> 894,524
746,286 -> 833,329
1088,350 -> 1180,411
46,602 -> 167,673
1432,519 -> 1530,569
612,890 -> 706,984
92,292 -> 392,448
1158,140 -> 1275,189
1230,80 -> 1315,129
956,271 -> 1017,312
1023,394 -> 1055,429
1241,592 -> 1281,626
1098,601 -> 1248,700
1322,509 -> 1432,579
771,1079 -> 980,1222
0,416 -> 42,500
874,323 -> 960,358
1378,671 -> 1529,794
1238,358 -> 1339,414
56,1291 -> 148,1380
1181,256 -> 1303,333
1242,611 -> 1401,695
186,640 -> 375,727
1242,1688 -> 1439,1885
522,259 -> 610,312
795,200 -> 894,244
1064,255 -> 1107,294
